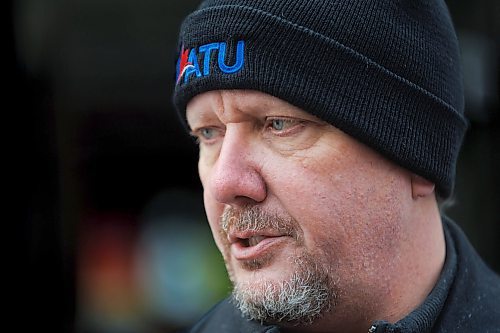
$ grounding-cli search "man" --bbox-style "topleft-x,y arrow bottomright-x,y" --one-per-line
172,0 -> 500,332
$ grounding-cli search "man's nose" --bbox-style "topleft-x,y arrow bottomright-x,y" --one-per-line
207,127 -> 267,206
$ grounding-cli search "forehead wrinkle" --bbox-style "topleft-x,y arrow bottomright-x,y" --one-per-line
206,89 -> 325,125
212,90 -> 226,119
219,90 -> 284,124
217,90 -> 258,123
231,90 -> 326,122
228,90 -> 275,117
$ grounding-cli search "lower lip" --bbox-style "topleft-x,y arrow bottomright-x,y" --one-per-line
231,236 -> 289,260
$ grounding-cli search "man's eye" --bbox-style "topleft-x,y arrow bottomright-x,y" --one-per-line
267,118 -> 301,133
191,127 -> 223,144
271,119 -> 287,131
200,128 -> 216,139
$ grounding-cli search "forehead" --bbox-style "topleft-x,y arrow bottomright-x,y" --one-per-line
186,90 -> 318,125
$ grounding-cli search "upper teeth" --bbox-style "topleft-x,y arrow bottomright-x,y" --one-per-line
248,236 -> 266,247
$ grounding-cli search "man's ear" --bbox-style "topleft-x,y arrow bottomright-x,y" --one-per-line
411,174 -> 435,199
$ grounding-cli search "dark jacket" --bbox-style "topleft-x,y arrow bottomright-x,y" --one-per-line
184,217 -> 500,332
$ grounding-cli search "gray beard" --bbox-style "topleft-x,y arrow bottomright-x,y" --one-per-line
221,206 -> 337,326
230,254 -> 336,326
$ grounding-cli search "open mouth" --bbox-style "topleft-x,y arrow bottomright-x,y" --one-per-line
228,232 -> 290,261
238,235 -> 267,247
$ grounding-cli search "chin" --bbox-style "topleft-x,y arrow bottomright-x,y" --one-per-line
228,252 -> 337,325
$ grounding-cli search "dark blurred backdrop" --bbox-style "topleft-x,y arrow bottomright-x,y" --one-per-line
10,1 -> 499,332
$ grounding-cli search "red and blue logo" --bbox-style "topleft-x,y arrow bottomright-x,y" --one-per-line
176,40 -> 245,85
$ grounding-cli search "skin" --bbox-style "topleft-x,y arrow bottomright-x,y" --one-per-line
186,90 -> 446,333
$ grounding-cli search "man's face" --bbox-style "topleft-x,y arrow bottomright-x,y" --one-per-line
186,90 -> 414,326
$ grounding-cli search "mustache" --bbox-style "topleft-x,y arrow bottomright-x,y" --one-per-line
220,206 -> 299,239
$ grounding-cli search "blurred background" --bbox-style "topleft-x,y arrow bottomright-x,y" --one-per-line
9,0 -> 499,332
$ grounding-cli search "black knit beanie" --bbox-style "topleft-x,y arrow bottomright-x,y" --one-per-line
172,0 -> 468,198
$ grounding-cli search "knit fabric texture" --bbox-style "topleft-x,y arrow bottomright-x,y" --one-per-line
172,0 -> 468,198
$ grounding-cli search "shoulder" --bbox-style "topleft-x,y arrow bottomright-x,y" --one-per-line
435,217 -> 500,332
183,298 -> 280,333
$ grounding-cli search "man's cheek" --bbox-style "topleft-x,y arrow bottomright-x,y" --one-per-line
203,194 -> 226,242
